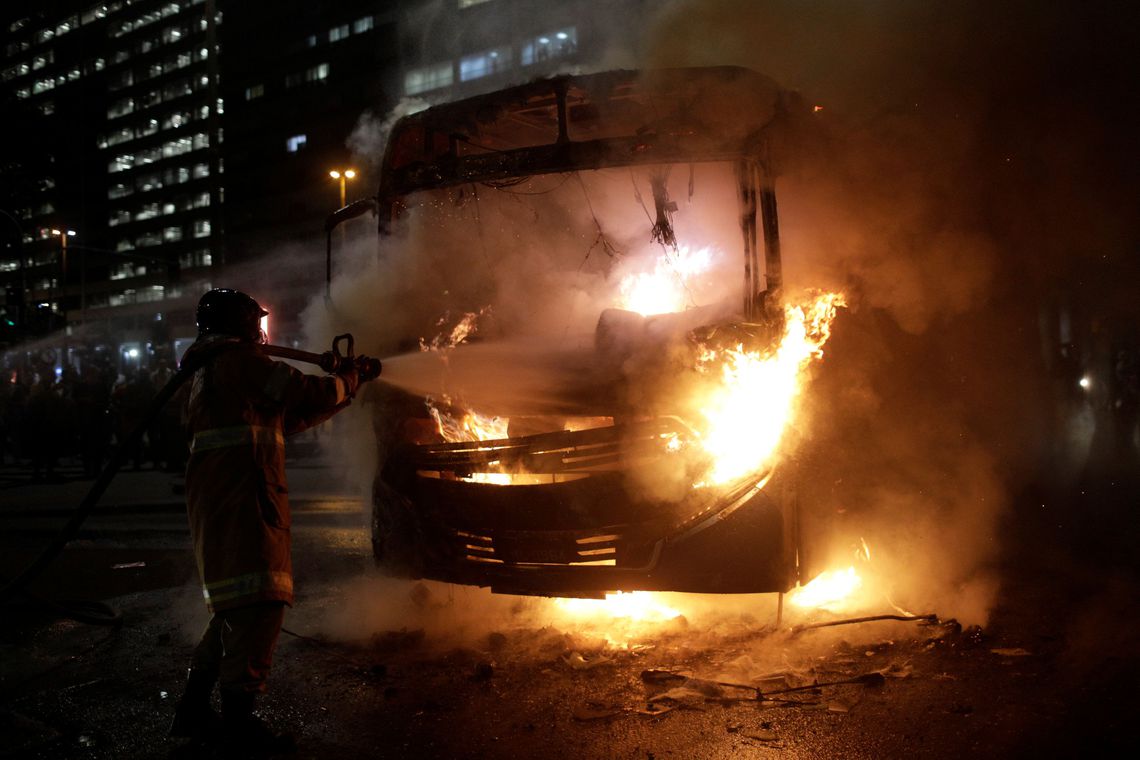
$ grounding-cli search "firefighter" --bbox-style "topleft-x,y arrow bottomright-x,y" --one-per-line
169,288 -> 376,754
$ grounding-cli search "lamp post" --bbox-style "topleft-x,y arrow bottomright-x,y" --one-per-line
50,228 -> 76,364
328,168 -> 356,209
328,169 -> 356,256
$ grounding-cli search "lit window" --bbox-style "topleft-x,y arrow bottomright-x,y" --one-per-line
459,46 -> 511,81
179,249 -> 212,268
193,219 -> 211,238
108,97 -> 135,119
521,27 -> 577,66
109,210 -> 131,227
109,183 -> 133,199
328,24 -> 349,43
162,202 -> 176,215
136,172 -> 163,192
353,16 -> 373,34
306,63 -> 328,82
138,285 -> 165,303
404,61 -> 453,95
109,154 -> 134,173
458,0 -> 494,7
163,226 -> 183,242
305,34 -> 317,47
110,262 -> 144,280
103,126 -> 135,147
192,163 -> 209,179
244,83 -> 264,100
192,133 -> 209,150
286,134 -> 307,153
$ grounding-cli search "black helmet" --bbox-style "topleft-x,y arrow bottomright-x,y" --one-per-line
196,288 -> 267,343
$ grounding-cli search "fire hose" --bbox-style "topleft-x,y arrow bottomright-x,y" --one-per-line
0,334 -> 381,626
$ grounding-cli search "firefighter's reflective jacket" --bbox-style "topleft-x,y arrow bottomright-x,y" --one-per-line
182,336 -> 350,612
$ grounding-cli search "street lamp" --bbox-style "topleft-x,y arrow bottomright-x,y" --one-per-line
49,228 -> 76,313
328,168 -> 356,209
49,228 -> 76,364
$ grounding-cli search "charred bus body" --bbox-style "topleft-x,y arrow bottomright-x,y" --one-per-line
346,67 -> 829,598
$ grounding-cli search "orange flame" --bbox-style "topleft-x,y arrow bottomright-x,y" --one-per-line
553,591 -> 682,623
693,292 -> 845,485
617,244 -> 716,316
789,566 -> 861,609
428,403 -> 509,443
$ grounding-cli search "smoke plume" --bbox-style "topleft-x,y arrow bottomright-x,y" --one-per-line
644,0 -> 1139,623
296,0 -> 1138,638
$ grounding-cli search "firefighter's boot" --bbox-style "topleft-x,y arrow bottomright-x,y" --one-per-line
220,690 -> 296,757
169,669 -> 222,739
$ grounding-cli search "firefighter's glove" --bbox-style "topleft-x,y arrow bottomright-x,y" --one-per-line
337,364 -> 361,400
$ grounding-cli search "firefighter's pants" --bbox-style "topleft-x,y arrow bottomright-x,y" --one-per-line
189,602 -> 285,693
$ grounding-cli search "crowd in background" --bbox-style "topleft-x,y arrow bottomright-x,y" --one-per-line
0,359 -> 186,481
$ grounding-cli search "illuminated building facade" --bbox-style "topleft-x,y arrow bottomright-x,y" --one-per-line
0,0 -> 660,370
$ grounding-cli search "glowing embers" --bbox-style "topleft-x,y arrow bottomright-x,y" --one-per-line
554,591 -> 681,622
689,292 -> 845,486
616,244 -> 717,316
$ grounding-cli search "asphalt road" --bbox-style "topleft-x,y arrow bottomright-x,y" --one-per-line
1,462 -> 1137,759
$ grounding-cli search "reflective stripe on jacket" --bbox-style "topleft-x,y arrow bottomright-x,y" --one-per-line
182,336 -> 349,612
190,425 -> 284,454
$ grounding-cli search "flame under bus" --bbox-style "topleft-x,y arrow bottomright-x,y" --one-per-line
364,67 -> 818,597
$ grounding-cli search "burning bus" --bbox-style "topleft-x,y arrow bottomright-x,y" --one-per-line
335,66 -> 843,599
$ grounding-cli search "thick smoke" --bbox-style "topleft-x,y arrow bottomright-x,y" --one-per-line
644,0 -> 1139,624
346,97 -> 430,173
296,0 -> 1137,642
